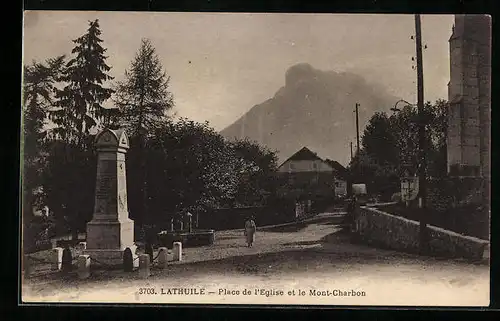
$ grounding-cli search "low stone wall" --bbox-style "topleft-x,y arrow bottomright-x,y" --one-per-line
354,206 -> 489,260
198,202 -> 296,231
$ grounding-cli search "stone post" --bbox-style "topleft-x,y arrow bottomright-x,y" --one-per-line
51,247 -> 63,271
157,247 -> 168,269
77,255 -> 91,279
173,242 -> 182,261
83,129 -> 137,266
187,212 -> 193,233
138,254 -> 151,278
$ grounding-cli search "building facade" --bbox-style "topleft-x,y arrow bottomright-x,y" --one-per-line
277,147 -> 346,200
447,14 -> 491,178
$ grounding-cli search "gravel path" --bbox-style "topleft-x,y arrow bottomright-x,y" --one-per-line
22,218 -> 490,306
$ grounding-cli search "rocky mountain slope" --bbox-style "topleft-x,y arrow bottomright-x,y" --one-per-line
220,63 -> 400,166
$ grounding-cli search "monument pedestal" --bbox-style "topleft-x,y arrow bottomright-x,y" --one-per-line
83,247 -> 138,267
83,129 -> 138,268
84,219 -> 138,266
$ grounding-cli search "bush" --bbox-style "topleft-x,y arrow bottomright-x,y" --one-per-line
23,218 -> 52,254
391,192 -> 401,203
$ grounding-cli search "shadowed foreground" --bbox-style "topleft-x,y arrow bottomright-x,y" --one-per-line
22,219 -> 489,306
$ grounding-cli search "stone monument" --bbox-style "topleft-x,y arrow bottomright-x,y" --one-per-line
83,129 -> 137,266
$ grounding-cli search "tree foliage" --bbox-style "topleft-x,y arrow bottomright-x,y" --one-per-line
22,21 -> 281,244
113,38 -> 175,223
114,38 -> 174,136
40,138 -> 97,237
349,99 -> 449,198
22,56 -> 66,217
51,19 -> 114,147
229,139 -> 279,206
34,19 -> 114,239
131,119 -> 278,226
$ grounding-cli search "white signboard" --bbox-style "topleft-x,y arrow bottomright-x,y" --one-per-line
352,183 -> 367,195
401,177 -> 419,201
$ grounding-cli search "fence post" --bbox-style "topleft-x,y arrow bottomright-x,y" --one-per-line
173,242 -> 182,261
138,254 -> 151,278
78,255 -> 91,279
157,247 -> 168,269
51,247 -> 64,271
145,242 -> 154,264
61,247 -> 73,273
123,248 -> 134,272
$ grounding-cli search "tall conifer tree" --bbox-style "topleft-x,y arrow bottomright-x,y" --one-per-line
113,38 -> 174,223
51,19 -> 114,147
22,55 -> 65,217
114,38 -> 174,135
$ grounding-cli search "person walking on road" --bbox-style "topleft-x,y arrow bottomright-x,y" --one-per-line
244,216 -> 257,247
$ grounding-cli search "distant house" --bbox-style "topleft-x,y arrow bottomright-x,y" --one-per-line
278,147 -> 333,174
276,147 -> 346,199
324,159 -> 349,197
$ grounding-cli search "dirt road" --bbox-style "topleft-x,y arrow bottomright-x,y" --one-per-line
22,218 -> 489,306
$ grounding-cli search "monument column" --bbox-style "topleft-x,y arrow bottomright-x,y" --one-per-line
84,128 -> 137,266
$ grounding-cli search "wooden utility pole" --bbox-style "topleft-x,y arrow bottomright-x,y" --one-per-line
355,103 -> 360,155
415,14 -> 428,253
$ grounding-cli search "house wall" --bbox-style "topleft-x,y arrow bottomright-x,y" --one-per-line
276,171 -> 336,198
278,159 -> 333,173
277,156 -> 346,202
334,179 -> 347,196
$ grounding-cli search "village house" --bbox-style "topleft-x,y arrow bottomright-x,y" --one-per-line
323,158 -> 349,199
276,147 -> 347,216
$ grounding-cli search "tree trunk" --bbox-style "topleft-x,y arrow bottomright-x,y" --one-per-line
76,110 -> 85,150
72,228 -> 79,241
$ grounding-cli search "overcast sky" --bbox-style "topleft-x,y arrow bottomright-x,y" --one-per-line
23,11 -> 454,131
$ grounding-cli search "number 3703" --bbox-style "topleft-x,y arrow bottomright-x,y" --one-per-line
139,288 -> 157,295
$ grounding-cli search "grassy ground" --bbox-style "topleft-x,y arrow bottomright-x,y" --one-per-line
22,218 -> 490,306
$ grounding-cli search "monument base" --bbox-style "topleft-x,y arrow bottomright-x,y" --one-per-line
83,244 -> 139,268
86,219 -> 135,248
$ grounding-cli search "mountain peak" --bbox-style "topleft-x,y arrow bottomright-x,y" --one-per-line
285,63 -> 317,87
221,64 -> 400,166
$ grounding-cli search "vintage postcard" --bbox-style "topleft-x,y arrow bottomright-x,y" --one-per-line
20,11 -> 490,306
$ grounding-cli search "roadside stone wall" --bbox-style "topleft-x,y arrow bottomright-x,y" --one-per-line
354,206 -> 488,260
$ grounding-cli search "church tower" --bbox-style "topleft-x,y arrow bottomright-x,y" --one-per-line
447,14 -> 491,179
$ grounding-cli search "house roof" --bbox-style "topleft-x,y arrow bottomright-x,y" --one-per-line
279,147 -> 323,167
324,159 -> 349,179
325,159 -> 347,172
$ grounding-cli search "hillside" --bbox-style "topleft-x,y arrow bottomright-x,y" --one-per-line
220,63 -> 400,166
